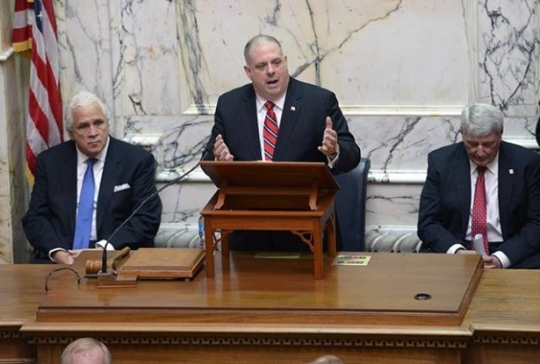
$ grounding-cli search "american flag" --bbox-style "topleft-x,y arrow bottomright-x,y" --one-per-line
12,0 -> 63,182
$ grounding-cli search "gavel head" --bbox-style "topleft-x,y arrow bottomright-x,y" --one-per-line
85,259 -> 115,275
85,259 -> 102,275
85,247 -> 130,275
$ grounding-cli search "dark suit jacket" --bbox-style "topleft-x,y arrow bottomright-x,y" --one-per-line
202,78 -> 361,251
417,141 -> 540,268
202,78 -> 360,173
22,137 -> 162,263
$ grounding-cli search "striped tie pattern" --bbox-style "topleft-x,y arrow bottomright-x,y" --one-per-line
471,166 -> 489,254
263,101 -> 278,160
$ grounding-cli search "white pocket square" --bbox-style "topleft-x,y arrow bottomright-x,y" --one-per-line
113,183 -> 130,193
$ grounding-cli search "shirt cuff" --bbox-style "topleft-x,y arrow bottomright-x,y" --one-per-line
492,251 -> 511,269
95,240 -> 116,251
447,243 -> 466,254
48,248 -> 66,263
326,148 -> 340,169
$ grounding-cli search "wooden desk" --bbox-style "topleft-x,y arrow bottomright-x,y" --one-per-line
462,270 -> 540,364
0,264 -> 51,363
2,253 -> 540,364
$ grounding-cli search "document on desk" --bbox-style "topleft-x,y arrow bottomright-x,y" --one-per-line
333,254 -> 371,266
473,234 -> 486,256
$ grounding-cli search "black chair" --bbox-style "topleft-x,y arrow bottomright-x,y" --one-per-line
334,158 -> 371,251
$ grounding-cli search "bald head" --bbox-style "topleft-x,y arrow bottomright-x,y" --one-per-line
243,34 -> 283,64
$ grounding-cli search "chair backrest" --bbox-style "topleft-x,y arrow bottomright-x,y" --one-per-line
334,158 -> 371,251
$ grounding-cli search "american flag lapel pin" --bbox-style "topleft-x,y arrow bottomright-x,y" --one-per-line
509,169 -> 514,175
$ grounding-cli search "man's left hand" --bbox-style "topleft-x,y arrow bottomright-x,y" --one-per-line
318,116 -> 339,157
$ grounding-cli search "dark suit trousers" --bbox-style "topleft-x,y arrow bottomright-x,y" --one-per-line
229,230 -> 333,252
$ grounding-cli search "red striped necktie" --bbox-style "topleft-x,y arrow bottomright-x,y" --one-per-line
471,166 -> 489,254
263,101 -> 278,161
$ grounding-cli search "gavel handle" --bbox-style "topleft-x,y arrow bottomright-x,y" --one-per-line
110,246 -> 131,270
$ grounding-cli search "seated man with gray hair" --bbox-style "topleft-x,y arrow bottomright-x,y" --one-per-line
22,91 -> 162,264
61,337 -> 112,364
418,103 -> 540,269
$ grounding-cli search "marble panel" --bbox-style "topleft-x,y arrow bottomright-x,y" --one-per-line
158,182 -> 215,224
59,0 -> 115,134
476,0 -> 539,116
0,74 -> 10,263
4,0 -> 539,243
173,0 -> 469,109
56,0 -> 540,175
0,55 -> 24,263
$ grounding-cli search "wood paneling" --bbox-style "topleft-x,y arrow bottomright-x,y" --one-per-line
2,253 -> 540,363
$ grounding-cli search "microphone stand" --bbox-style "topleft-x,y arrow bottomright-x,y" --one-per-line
96,162 -> 201,287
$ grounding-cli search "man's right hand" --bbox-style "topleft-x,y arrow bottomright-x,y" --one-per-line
52,249 -> 82,264
213,134 -> 234,161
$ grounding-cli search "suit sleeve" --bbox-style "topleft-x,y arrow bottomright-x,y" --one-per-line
108,153 -> 162,248
22,156 -> 69,253
417,153 -> 464,252
201,97 -> 225,161
325,92 -> 361,174
497,158 -> 540,265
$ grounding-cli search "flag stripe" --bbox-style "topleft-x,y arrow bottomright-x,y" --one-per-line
12,1 -> 33,52
12,0 -> 63,179
30,48 -> 62,144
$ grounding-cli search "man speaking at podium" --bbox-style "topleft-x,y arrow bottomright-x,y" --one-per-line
22,91 -> 162,264
201,34 -> 361,251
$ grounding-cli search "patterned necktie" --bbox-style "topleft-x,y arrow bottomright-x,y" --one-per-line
73,158 -> 96,250
471,166 -> 489,254
263,101 -> 278,161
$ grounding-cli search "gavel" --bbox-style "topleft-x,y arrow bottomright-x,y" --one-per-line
85,246 -> 131,275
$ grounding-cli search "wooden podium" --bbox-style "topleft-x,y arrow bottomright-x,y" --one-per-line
200,161 -> 339,279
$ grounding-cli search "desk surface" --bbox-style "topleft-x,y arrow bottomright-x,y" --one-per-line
3,253 -> 539,328
32,252 -> 482,326
0,264 -> 51,327
464,269 -> 540,330
2,253 -> 540,364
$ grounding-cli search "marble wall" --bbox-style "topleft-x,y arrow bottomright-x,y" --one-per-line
1,0 -> 539,261
1,0 -> 29,263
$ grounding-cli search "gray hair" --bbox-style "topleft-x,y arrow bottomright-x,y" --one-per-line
61,338 -> 112,364
460,103 -> 504,137
65,91 -> 110,133
244,34 -> 283,63
308,355 -> 345,364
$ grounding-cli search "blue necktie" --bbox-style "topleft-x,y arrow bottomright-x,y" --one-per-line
73,158 -> 96,250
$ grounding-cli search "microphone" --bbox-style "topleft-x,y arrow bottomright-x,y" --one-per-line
200,138 -> 213,161
98,162 -> 201,275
